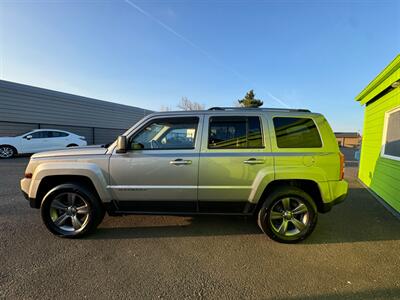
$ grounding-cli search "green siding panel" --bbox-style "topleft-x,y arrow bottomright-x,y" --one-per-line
359,87 -> 400,212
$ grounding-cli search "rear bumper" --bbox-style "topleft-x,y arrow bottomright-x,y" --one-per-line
320,193 -> 347,213
320,180 -> 348,213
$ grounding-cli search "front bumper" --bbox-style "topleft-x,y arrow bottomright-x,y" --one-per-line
20,178 -> 40,209
21,190 -> 39,208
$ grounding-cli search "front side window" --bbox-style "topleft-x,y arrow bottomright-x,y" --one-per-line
130,117 -> 199,150
28,131 -> 48,139
383,108 -> 400,160
273,117 -> 322,148
208,116 -> 263,149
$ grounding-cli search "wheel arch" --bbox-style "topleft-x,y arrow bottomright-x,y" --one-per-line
255,179 -> 325,214
29,163 -> 112,207
0,144 -> 18,155
34,175 -> 101,208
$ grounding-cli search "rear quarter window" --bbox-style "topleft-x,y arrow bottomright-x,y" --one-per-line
273,117 -> 322,148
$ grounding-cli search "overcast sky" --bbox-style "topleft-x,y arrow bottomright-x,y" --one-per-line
1,0 -> 399,132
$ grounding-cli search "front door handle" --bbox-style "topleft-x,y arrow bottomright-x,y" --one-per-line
170,158 -> 192,166
243,158 -> 265,165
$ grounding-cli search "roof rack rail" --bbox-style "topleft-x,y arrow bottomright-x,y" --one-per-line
208,107 -> 311,113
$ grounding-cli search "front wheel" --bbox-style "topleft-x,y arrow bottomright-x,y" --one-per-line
40,183 -> 104,238
257,186 -> 318,243
0,145 -> 16,159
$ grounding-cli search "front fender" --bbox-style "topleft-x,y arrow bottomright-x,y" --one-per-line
29,162 -> 112,202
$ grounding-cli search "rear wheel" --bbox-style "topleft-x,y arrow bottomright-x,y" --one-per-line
257,186 -> 318,243
40,183 -> 104,238
0,145 -> 16,159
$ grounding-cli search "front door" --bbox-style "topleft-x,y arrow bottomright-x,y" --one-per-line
198,114 -> 272,213
21,131 -> 51,153
109,116 -> 202,213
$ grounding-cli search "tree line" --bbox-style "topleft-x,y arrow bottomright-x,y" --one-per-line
161,89 -> 263,111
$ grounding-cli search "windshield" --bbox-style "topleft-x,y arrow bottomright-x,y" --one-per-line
16,131 -> 34,137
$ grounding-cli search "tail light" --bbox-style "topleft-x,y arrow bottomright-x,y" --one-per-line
339,152 -> 345,180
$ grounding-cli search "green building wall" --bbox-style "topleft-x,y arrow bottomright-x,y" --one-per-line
357,55 -> 400,212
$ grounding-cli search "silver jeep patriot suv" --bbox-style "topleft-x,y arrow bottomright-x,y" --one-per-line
21,107 -> 348,243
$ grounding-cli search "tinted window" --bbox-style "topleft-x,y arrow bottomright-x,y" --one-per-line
273,117 -> 322,148
29,131 -> 49,139
131,117 -> 198,150
383,109 -> 400,158
50,131 -> 69,138
208,116 -> 263,149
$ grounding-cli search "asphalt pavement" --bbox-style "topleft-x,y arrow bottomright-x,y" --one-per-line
1,157 -> 399,299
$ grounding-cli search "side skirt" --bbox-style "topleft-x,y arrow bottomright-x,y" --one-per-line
105,200 -> 256,216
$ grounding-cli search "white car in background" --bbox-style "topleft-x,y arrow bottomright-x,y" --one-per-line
0,129 -> 87,158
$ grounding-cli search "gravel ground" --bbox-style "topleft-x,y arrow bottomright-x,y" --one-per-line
0,157 -> 399,299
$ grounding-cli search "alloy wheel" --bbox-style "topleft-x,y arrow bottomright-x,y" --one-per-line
49,192 -> 90,232
0,146 -> 14,158
269,197 -> 310,237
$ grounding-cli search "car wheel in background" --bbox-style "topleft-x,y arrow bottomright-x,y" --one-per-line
257,186 -> 318,243
0,145 -> 16,159
40,183 -> 105,238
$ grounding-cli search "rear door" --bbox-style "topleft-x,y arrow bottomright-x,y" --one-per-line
47,131 -> 70,150
198,114 -> 273,213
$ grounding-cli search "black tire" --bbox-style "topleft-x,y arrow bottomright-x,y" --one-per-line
257,186 -> 318,243
40,183 -> 105,238
67,144 -> 78,147
0,145 -> 17,159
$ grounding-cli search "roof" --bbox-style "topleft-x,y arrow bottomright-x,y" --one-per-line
355,54 -> 400,105
148,107 -> 320,118
335,132 -> 361,138
31,129 -> 70,133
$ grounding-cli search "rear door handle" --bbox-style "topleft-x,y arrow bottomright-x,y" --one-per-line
243,158 -> 265,165
170,158 -> 192,165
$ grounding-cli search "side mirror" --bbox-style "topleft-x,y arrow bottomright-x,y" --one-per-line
116,136 -> 127,153
25,135 -> 33,140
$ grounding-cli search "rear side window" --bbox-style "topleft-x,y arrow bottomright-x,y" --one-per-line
273,117 -> 322,148
208,116 -> 263,149
50,131 -> 69,138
